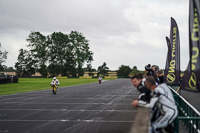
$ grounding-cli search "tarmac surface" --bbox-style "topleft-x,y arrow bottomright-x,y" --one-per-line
0,79 -> 139,133
179,90 -> 200,112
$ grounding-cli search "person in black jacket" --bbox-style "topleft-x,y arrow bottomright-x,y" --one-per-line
145,64 -> 159,84
157,70 -> 164,84
131,74 -> 151,103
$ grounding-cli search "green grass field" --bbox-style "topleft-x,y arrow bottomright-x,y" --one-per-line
0,78 -> 101,96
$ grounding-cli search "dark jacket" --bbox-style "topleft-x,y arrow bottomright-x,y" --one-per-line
158,75 -> 164,84
147,70 -> 159,83
137,81 -> 151,103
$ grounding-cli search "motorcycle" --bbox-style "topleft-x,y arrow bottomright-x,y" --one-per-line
98,77 -> 102,84
51,81 -> 57,94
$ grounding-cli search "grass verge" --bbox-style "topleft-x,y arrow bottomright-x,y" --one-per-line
0,78 -> 102,96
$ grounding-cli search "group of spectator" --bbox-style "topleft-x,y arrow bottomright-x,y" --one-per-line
131,64 -> 178,133
145,64 -> 164,84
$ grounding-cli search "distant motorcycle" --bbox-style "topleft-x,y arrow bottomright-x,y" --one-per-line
98,77 -> 102,84
50,81 -> 57,94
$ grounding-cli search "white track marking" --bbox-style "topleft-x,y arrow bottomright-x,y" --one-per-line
0,109 -> 136,112
0,119 -> 134,123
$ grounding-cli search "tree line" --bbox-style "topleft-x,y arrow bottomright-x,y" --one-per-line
0,43 -> 8,71
0,32 -> 144,78
14,31 -> 93,77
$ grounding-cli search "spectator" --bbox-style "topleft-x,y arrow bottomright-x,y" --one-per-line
131,75 -> 151,102
157,70 -> 164,84
151,65 -> 158,72
137,73 -> 146,86
145,64 -> 159,84
132,76 -> 178,133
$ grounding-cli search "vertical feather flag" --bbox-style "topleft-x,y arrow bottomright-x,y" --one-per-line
164,17 -> 180,86
181,0 -> 200,91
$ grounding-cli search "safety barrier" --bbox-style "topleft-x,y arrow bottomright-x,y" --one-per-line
56,76 -> 68,79
79,76 -> 92,79
129,107 -> 150,133
104,76 -> 118,79
169,86 -> 200,133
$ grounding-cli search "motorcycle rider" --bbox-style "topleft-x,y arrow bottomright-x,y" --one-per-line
98,76 -> 102,84
50,77 -> 60,91
132,76 -> 178,133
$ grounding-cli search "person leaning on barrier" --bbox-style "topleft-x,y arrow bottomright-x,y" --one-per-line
131,74 -> 151,103
132,76 -> 178,133
137,73 -> 146,86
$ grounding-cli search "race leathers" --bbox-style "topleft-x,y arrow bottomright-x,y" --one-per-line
137,80 -> 151,103
138,83 -> 178,130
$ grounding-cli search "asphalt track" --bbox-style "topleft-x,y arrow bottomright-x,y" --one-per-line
180,90 -> 200,112
0,79 -> 139,133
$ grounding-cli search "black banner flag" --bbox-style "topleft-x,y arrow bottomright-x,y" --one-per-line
164,17 -> 180,85
181,0 -> 200,91
164,37 -> 171,83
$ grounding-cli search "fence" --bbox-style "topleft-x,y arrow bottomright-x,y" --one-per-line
169,86 -> 200,133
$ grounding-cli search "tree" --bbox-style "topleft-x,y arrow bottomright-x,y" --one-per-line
64,50 -> 77,76
0,43 -> 8,71
86,54 -> 94,76
133,66 -> 137,70
87,64 -> 93,76
98,62 -> 109,76
27,32 -> 48,76
69,31 -> 93,76
2,66 -> 15,72
38,64 -> 48,77
15,49 -> 36,76
117,65 -> 132,78
0,64 -> 3,71
131,66 -> 139,76
47,32 -> 71,76
1,65 -> 7,71
15,31 -> 94,77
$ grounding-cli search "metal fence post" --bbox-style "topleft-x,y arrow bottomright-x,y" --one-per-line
174,118 -> 179,133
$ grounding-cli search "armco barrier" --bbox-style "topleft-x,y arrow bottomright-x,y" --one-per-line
56,77 -> 68,79
170,86 -> 200,133
67,76 -> 79,78
0,77 -> 18,84
117,76 -> 125,78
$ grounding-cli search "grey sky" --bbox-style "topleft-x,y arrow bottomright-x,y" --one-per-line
0,0 -> 189,70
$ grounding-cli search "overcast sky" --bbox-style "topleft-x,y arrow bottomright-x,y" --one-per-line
0,0 -> 189,70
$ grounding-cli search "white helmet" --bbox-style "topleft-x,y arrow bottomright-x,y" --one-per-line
53,77 -> 56,80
